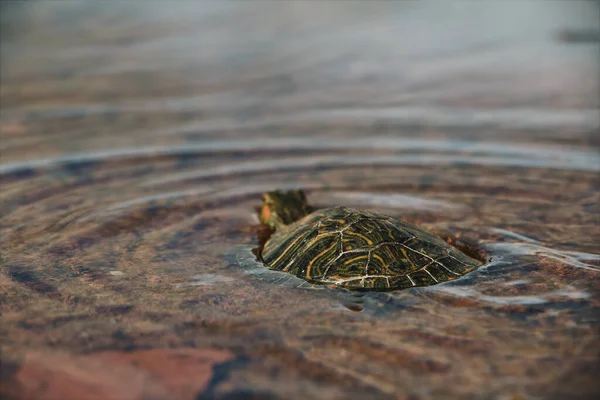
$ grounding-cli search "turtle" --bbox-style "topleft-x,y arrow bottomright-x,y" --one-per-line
254,189 -> 482,291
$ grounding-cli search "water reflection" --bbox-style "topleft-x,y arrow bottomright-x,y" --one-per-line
3,137 -> 598,176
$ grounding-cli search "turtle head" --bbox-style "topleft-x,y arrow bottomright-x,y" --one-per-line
260,190 -> 313,231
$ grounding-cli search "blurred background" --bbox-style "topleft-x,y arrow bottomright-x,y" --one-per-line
1,1 -> 599,399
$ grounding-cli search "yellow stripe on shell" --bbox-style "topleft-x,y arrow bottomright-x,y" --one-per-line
400,248 -> 417,271
266,227 -> 312,268
343,230 -> 374,245
343,254 -> 368,265
305,240 -> 338,279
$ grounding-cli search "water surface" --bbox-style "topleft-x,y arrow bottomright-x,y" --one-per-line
1,1 -> 599,399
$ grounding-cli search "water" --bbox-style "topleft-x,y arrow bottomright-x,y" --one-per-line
1,1 -> 599,399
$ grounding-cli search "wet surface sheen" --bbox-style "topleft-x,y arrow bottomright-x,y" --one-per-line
1,1 -> 599,399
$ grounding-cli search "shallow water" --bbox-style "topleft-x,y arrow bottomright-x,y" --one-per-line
1,1 -> 599,399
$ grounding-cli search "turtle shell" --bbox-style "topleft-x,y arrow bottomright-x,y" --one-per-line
260,207 -> 482,290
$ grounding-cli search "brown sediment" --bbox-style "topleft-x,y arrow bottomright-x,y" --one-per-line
301,335 -> 451,373
0,348 -> 234,400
